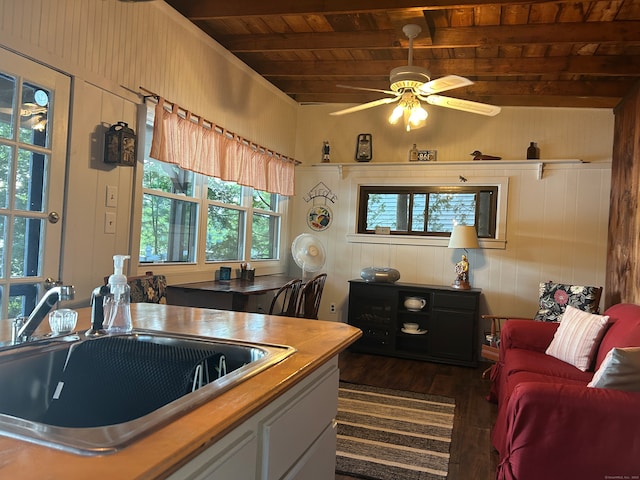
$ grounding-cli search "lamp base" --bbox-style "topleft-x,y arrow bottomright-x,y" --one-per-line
451,280 -> 471,290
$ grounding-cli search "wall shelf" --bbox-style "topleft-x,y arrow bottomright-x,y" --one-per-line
312,159 -> 585,180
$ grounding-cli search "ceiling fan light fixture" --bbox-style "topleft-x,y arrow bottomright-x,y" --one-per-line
388,91 -> 428,131
408,104 -> 428,127
389,104 -> 404,124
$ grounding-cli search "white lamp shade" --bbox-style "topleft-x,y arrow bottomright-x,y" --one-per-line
448,225 -> 479,249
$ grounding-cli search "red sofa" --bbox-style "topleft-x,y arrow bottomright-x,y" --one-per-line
490,303 -> 640,480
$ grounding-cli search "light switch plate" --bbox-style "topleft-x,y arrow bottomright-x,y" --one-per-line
106,185 -> 118,207
105,212 -> 116,234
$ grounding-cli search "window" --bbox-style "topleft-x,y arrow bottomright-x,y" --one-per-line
358,185 -> 498,238
138,110 -> 282,265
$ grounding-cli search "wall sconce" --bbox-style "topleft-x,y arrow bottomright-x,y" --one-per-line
104,121 -> 137,166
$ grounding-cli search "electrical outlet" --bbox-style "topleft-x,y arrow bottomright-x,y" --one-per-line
330,303 -> 336,313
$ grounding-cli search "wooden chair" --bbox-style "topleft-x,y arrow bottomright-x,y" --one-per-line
268,279 -> 303,317
296,273 -> 327,319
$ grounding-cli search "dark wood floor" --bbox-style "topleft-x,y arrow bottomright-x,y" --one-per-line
336,350 -> 499,480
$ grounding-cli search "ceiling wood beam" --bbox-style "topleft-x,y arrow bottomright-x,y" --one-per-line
250,56 -> 640,77
219,22 -> 640,52
168,0 -> 593,19
294,92 -> 620,108
275,79 -> 636,98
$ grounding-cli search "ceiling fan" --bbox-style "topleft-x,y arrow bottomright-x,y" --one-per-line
330,24 -> 501,131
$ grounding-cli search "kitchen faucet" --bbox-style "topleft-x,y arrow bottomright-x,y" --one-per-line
15,285 -> 75,340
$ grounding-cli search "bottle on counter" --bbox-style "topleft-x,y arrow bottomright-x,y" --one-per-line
105,254 -> 133,334
527,142 -> 540,159
409,143 -> 419,162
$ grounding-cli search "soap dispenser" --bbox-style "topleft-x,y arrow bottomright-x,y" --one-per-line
105,254 -> 132,334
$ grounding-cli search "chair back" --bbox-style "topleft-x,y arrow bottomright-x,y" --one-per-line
296,273 -> 327,319
269,279 -> 303,316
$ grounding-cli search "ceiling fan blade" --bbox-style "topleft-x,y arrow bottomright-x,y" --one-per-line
330,97 -> 399,116
419,75 -> 473,95
337,84 -> 398,96
426,95 -> 501,116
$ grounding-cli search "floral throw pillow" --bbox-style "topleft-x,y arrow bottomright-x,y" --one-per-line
533,281 -> 602,322
129,275 -> 167,304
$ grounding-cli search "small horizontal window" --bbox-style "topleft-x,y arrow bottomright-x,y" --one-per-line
358,185 -> 498,238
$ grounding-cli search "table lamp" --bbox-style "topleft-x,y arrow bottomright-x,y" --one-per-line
448,225 -> 480,289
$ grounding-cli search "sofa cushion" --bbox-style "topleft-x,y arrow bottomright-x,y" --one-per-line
533,281 -> 602,322
503,348 -> 595,383
588,347 -> 640,392
595,304 -> 640,369
545,305 -> 609,371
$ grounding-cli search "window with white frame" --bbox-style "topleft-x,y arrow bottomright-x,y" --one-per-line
138,109 -> 282,265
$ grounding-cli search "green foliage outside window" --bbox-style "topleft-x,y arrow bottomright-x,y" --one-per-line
139,152 -> 281,264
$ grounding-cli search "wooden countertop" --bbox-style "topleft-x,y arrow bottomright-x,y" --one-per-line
0,304 -> 361,479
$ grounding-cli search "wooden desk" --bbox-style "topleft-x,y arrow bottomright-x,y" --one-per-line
167,275 -> 298,312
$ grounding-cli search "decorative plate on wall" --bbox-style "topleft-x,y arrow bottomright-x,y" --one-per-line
307,205 -> 332,231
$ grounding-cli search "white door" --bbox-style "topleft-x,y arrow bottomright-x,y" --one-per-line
0,48 -> 70,319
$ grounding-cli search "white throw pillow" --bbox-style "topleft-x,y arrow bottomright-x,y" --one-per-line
545,305 -> 609,371
588,347 -> 640,391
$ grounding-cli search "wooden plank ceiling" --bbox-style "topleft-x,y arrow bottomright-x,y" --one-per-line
165,0 -> 640,108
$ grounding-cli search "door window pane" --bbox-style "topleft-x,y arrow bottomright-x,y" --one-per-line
8,283 -> 38,319
19,83 -> 50,147
11,216 -> 42,278
15,148 -> 46,212
0,145 -> 12,208
0,73 -> 16,139
0,215 -> 5,278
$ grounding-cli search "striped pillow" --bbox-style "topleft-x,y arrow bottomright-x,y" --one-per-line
545,305 -> 609,371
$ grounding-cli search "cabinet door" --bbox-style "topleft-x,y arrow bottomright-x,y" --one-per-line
283,422 -> 337,480
167,429 -> 258,480
348,283 -> 397,352
429,308 -> 476,363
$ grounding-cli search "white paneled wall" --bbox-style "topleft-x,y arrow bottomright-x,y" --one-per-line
295,104 -> 613,165
293,101 -> 614,326
292,162 -> 611,328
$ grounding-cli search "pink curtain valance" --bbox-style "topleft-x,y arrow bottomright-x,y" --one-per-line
149,99 -> 296,196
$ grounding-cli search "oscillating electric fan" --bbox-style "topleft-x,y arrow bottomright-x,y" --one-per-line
292,233 -> 326,280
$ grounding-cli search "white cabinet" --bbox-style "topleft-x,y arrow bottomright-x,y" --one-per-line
168,357 -> 339,480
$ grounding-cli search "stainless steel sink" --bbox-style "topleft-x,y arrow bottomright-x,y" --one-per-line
0,330 -> 295,455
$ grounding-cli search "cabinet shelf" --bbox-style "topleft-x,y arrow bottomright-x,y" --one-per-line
347,280 -> 481,367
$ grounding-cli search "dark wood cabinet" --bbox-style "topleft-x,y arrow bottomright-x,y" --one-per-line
347,280 -> 481,367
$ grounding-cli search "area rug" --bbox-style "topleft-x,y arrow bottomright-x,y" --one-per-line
336,382 -> 455,480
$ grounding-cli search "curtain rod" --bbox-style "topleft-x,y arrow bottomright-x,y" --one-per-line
139,86 -> 299,165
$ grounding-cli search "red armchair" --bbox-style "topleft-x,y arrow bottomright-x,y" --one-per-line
490,304 -> 640,480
